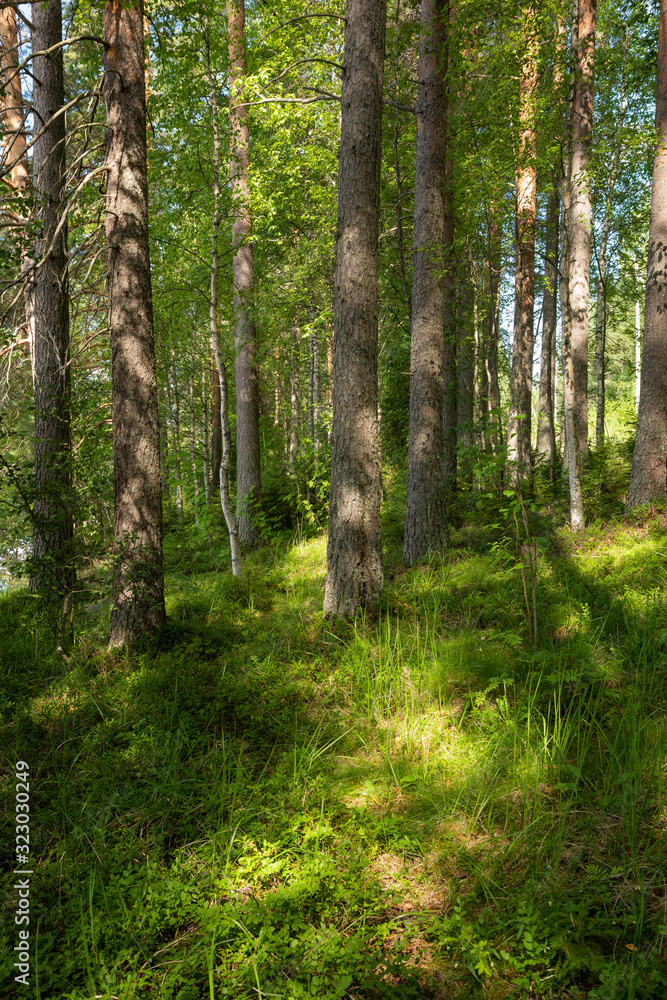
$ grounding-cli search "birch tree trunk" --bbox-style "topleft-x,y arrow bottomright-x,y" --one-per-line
226,0 -> 262,546
104,0 -> 165,645
507,5 -> 538,485
627,0 -> 667,506
189,332 -> 200,528
569,0 -> 596,469
404,0 -> 449,565
324,0 -> 386,618
485,207 -> 503,456
205,15 -> 241,575
30,0 -> 74,598
536,188 -> 559,479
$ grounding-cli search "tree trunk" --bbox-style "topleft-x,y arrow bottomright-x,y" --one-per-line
404,0 -> 449,565
205,15 -> 241,575
226,0 -> 261,546
485,206 -> 503,456
211,361 -> 222,488
170,347 -> 183,522
569,0 -> 596,469
536,188 -> 559,479
289,320 -> 300,468
628,0 -> 667,506
0,8 -> 29,191
104,0 -> 165,645
189,332 -> 200,528
324,0 -> 386,618
508,6 -> 538,485
30,0 -> 74,598
456,274 -> 475,482
202,367 -> 210,505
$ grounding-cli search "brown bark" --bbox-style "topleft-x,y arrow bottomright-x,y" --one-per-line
104,0 -> 165,645
569,0 -> 596,469
536,188 -> 559,479
456,274 -> 475,481
30,0 -> 74,596
508,5 -> 538,484
324,0 -> 386,618
404,0 -> 449,565
628,0 -> 667,506
0,8 -> 28,191
226,0 -> 261,546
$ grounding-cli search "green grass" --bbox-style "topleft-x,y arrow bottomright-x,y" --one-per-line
1,511 -> 667,999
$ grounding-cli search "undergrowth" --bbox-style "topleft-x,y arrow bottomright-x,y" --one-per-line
1,506 -> 667,999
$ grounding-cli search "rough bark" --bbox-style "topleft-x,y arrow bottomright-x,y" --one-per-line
205,16 -> 241,575
536,188 -> 559,479
0,8 -> 29,191
30,0 -> 74,596
403,0 -> 449,565
324,0 -> 386,618
507,6 -> 538,485
627,0 -> 667,506
226,0 -> 261,546
104,0 -> 165,645
569,0 -> 596,469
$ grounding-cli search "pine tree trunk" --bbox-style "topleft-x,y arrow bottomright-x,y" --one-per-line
104,0 -> 165,645
0,9 -> 29,191
404,0 -> 449,565
324,0 -> 386,618
508,7 -> 538,485
456,276 -> 475,482
628,0 -> 667,506
226,0 -> 261,546
536,188 -> 559,479
569,0 -> 596,469
205,16 -> 241,574
30,0 -> 74,597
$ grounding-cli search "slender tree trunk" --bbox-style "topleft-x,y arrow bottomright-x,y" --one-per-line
30,1 -> 74,599
560,0 -> 584,526
104,0 -> 165,645
443,148 -> 457,494
211,361 -> 222,488
537,188 -> 559,479
392,116 -> 412,323
485,206 -> 503,456
635,286 -> 641,413
289,320 -> 300,468
456,274 -> 475,482
202,367 -> 211,505
508,5 -> 538,485
628,0 -> 667,506
404,0 -> 449,565
189,332 -> 200,528
324,0 -> 386,618
205,15 -> 241,574
569,0 -> 596,469
226,0 -> 261,546
170,347 -> 183,522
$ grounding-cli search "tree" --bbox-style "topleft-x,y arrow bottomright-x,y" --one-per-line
30,0 -> 74,597
205,13 -> 241,575
403,0 -> 449,566
323,0 -> 386,618
507,3 -> 538,485
226,0 -> 262,547
536,187 -> 559,480
627,0 -> 667,507
569,0 -> 596,472
104,0 -> 166,645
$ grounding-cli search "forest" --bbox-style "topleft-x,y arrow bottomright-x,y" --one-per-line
1,0 -> 667,996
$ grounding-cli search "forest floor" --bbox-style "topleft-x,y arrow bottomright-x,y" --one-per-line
1,494 -> 667,999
